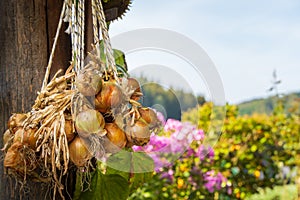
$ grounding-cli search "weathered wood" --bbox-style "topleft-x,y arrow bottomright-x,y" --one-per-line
0,0 -> 71,199
47,0 -> 71,79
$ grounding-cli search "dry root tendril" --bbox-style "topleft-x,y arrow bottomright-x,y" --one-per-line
2,68 -> 75,199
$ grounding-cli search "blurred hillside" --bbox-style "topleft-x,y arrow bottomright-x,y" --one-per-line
238,92 -> 300,116
137,77 -> 206,120
138,74 -> 300,119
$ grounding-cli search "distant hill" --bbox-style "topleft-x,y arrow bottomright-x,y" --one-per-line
238,92 -> 300,115
136,77 -> 206,120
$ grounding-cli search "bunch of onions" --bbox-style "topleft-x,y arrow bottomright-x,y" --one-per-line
72,72 -> 160,165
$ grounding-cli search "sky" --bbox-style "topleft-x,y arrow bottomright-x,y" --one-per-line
109,0 -> 300,104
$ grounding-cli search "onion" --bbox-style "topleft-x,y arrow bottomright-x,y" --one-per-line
7,113 -> 27,131
75,109 -> 106,137
138,107 -> 160,129
95,81 -> 123,113
4,141 -> 36,173
69,136 -> 92,167
105,123 -> 127,149
127,78 -> 142,101
125,120 -> 151,146
4,141 -> 24,169
13,127 -> 38,149
75,68 -> 102,96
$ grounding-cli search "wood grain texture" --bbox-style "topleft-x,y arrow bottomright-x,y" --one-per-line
0,0 -> 72,199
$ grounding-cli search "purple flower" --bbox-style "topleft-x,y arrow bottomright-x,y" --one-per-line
196,145 -> 215,161
208,146 -> 215,159
186,147 -> 195,157
196,145 -> 205,161
160,169 -> 174,182
203,170 -> 227,193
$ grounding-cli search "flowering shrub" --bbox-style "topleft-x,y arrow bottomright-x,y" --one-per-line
130,117 -> 231,199
184,103 -> 300,199
129,102 -> 300,200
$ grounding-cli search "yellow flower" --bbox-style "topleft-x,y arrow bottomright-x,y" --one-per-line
254,170 -> 260,178
177,178 -> 184,189
179,164 -> 187,172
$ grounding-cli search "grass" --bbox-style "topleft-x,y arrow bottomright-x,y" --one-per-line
247,185 -> 297,200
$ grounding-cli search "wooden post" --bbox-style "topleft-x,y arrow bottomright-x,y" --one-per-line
0,0 -> 71,199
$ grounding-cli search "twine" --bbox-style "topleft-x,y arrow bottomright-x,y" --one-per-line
91,0 -> 99,45
42,0 -> 118,89
95,0 -> 118,77
42,1 -> 66,91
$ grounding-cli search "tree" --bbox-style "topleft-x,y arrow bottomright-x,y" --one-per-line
0,1 -> 71,199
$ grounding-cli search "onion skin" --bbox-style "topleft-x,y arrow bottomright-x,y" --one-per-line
105,123 -> 127,149
4,141 -> 36,173
75,109 -> 106,137
7,113 -> 27,131
4,141 -> 24,169
75,69 -> 102,96
13,127 -> 38,149
127,78 -> 142,101
95,81 -> 123,113
125,120 -> 151,146
69,136 -> 92,167
65,120 -> 75,142
3,129 -> 13,146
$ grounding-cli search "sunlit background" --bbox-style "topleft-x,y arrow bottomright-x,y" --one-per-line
110,0 -> 300,104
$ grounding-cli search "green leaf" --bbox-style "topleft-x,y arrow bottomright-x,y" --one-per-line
98,40 -> 128,77
76,170 -> 129,200
132,152 -> 154,173
106,150 -> 131,180
106,151 -> 154,173
106,151 -> 154,194
113,49 -> 128,71
129,171 -> 153,194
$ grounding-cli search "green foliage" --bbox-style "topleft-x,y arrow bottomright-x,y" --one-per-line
185,102 -> 300,199
238,92 -> 300,116
246,185 -> 297,200
74,170 -> 130,200
137,77 -> 206,120
74,152 -> 154,200
106,151 -> 154,194
134,102 -> 300,199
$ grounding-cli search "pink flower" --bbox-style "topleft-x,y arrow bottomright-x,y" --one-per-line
156,111 -> 166,126
164,119 -> 183,132
193,129 -> 204,141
